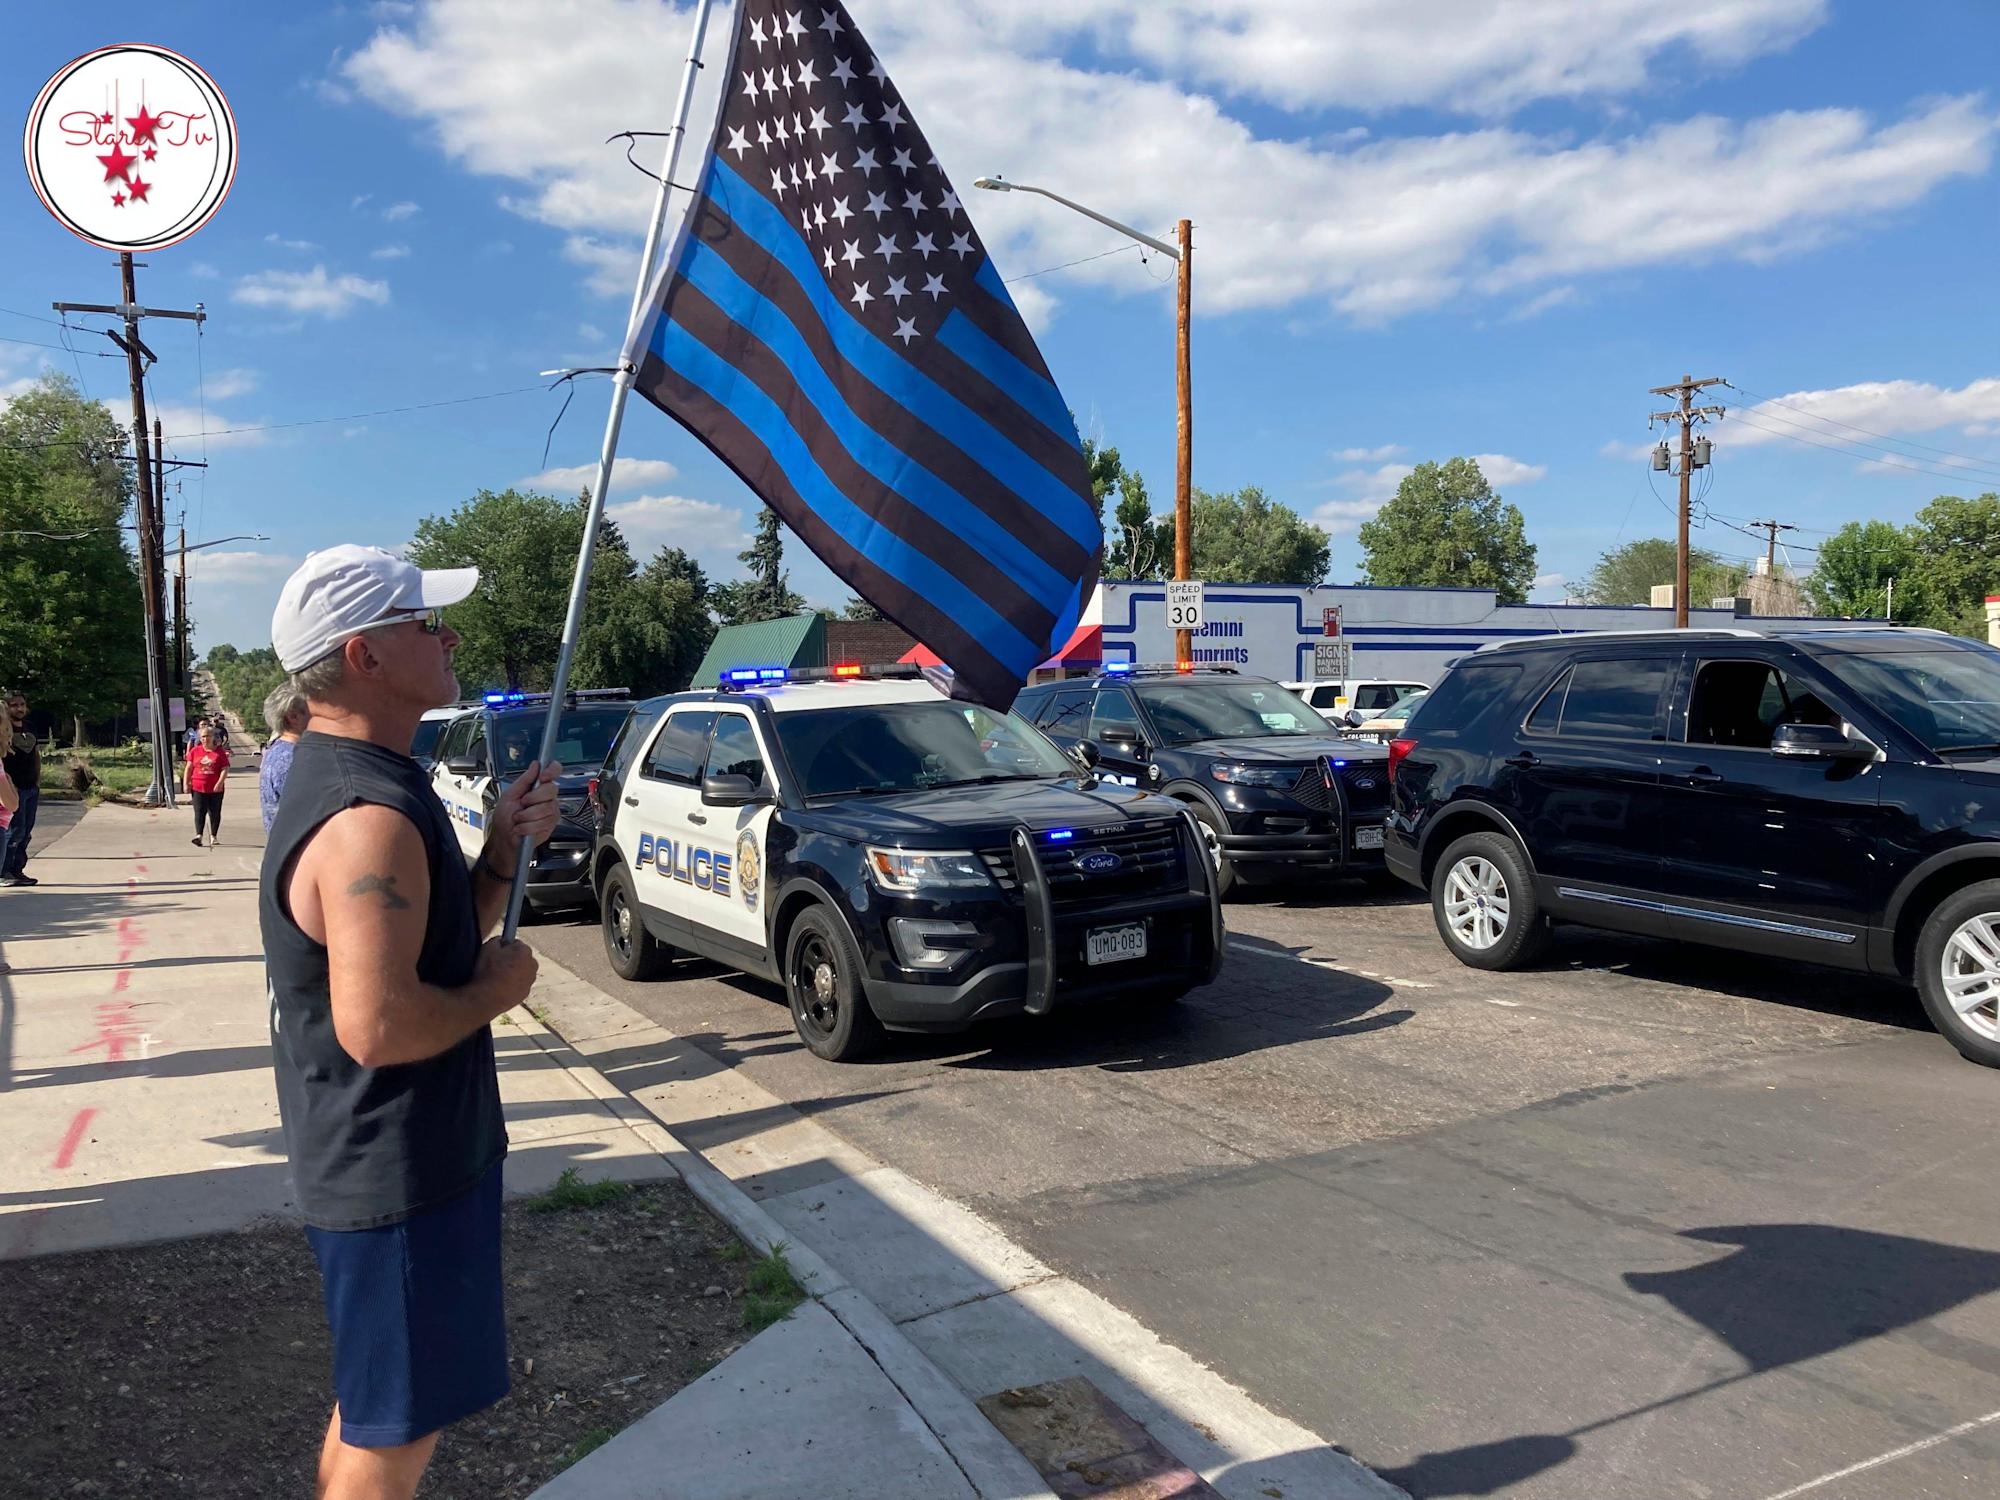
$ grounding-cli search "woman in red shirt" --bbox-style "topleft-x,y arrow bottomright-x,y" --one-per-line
185,720 -> 232,847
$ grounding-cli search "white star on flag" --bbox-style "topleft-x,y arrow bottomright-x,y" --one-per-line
865,191 -> 889,218
727,126 -> 751,158
923,273 -> 946,299
874,234 -> 899,261
886,275 -> 909,302
832,57 -> 855,85
818,9 -> 842,39
851,281 -> 875,309
893,317 -> 918,344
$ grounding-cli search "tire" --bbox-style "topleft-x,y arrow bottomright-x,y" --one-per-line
1914,880 -> 2000,1068
1188,802 -> 1237,899
601,863 -> 670,981
1429,831 -> 1546,971
783,905 -> 885,1062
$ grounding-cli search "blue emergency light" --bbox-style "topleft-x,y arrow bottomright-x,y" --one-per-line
1102,662 -> 1132,675
1046,829 -> 1074,841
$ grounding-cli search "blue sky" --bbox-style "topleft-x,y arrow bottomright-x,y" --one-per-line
4,0 -> 1998,658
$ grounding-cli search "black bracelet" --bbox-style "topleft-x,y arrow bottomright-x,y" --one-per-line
471,852 -> 514,884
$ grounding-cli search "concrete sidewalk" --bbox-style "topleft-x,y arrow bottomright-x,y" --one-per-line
0,802 -> 671,1260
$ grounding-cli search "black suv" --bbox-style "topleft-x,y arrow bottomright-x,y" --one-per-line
1385,627 -> 2000,1067
1018,666 -> 1391,895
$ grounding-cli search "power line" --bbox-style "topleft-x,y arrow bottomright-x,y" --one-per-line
1724,411 -> 1997,485
0,382 -> 547,451
1004,241 -> 1143,284
0,305 -> 72,329
1723,399 -> 2000,482
0,330 -> 118,357
1724,380 -> 2000,474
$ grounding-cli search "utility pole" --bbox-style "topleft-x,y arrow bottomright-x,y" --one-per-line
1649,374 -> 1727,627
1173,218 -> 1194,671
1745,518 -> 1798,571
54,256 -> 205,806
1885,576 -> 1895,622
175,512 -> 189,692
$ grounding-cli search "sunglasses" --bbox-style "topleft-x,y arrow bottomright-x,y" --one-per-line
352,608 -> 446,638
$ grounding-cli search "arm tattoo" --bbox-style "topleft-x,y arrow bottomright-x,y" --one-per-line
347,873 -> 412,911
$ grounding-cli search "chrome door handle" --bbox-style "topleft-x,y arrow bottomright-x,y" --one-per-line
688,811 -> 707,825
1685,767 -> 1723,785
623,796 -> 639,806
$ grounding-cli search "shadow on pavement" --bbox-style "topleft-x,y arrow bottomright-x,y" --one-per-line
1374,1222 -> 2000,1498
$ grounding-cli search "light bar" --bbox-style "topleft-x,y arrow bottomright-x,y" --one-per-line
832,661 -> 865,678
1102,662 -> 1132,674
1045,828 -> 1074,841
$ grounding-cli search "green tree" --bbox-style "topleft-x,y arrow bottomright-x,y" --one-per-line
1104,469 -> 1171,581
1586,537 -> 1747,607
1805,520 -> 1922,621
1185,485 -> 1330,585
0,373 -> 146,737
409,487 -> 657,692
577,546 -> 717,694
712,509 -> 806,625
1902,493 -> 2000,636
207,646 -> 286,724
841,596 -> 884,621
1357,457 -> 1537,603
1080,433 -> 1124,527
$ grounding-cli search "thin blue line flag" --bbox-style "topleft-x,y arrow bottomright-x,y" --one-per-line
633,0 -> 1101,709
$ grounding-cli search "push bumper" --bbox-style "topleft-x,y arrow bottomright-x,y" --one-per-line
863,813 -> 1225,1033
1217,828 -> 1386,872
524,842 -> 594,908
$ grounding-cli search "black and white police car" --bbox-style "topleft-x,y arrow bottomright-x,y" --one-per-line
588,663 -> 1225,1061
428,688 -> 631,912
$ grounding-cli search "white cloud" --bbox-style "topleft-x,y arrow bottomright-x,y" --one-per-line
1311,460 -> 1417,534
523,457 -> 679,494
913,0 -> 1828,116
200,368 -> 259,401
577,322 -> 605,343
1532,571 -> 1570,591
184,550 -> 298,587
1503,285 -> 1578,321
383,200 -> 422,221
263,232 -> 319,252
1470,453 -> 1548,487
233,265 -> 391,317
1725,377 -> 2000,450
350,193 -> 374,211
1331,444 -> 1406,462
149,401 -> 266,450
340,1 -> 1992,324
1600,437 -> 1660,462
370,242 -> 412,260
603,493 -> 750,565
189,260 -> 220,279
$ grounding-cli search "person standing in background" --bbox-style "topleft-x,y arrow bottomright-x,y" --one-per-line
3,691 -> 42,887
260,684 -> 308,832
186,720 -> 231,847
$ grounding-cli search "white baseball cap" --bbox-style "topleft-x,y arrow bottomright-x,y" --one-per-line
271,545 -> 479,672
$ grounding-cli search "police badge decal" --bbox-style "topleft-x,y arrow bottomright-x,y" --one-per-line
23,43 -> 237,251
737,831 -> 761,915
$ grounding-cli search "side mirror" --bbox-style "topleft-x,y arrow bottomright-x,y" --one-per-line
1074,739 -> 1103,769
444,755 -> 481,776
1096,722 -> 1146,758
1344,709 -> 1367,727
702,771 -> 768,806
1772,722 -> 1874,762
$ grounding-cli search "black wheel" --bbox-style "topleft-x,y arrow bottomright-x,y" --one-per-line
1429,831 -> 1546,971
1914,880 -> 2000,1068
1188,802 -> 1237,898
601,863 -> 669,981
783,905 -> 884,1062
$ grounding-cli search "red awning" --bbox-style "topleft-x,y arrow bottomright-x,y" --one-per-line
900,624 -> 1102,671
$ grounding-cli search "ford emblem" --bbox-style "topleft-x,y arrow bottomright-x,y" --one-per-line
1077,851 -> 1123,874
1353,776 -> 1378,791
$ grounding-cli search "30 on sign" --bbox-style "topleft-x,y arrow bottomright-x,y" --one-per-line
1166,580 -> 1204,630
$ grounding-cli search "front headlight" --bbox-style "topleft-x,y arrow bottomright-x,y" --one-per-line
1210,762 -> 1303,787
864,846 -> 993,892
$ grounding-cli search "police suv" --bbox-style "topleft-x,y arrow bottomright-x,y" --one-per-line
589,663 -> 1225,1061
428,689 -> 631,911
1018,666 -> 1392,896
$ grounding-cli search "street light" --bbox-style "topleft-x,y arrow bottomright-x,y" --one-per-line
167,533 -> 271,737
974,176 -> 1196,669
167,532 -> 270,559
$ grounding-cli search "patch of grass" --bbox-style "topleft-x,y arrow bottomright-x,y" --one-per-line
556,1426 -> 615,1471
67,744 -> 155,796
742,1244 -> 806,1332
525,1167 -> 631,1214
715,1239 -> 746,1262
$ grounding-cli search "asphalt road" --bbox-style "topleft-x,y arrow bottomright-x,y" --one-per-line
528,878 -> 2000,1500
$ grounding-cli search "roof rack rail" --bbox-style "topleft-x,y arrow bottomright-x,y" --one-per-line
1471,628 -> 1765,654
716,662 -> 926,692
1092,663 -> 1241,677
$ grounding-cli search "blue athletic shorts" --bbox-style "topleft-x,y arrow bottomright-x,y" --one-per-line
305,1161 -> 510,1447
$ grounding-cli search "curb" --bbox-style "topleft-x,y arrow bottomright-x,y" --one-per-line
508,1003 -> 1059,1500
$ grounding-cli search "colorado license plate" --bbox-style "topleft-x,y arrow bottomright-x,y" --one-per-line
1086,923 -> 1147,965
1354,824 -> 1386,850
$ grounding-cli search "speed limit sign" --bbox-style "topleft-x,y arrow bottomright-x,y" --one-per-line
1166,580 -> 1205,630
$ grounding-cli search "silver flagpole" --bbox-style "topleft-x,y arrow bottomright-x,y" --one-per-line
503,0 -> 720,939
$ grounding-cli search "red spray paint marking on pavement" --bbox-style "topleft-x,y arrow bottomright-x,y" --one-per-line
52,1107 -> 98,1168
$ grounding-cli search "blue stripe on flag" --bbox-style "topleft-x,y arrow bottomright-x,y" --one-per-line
677,239 -> 1073,611
932,311 -> 1075,446
703,162 -> 1099,550
654,318 -> 1045,672
970,259 -> 1076,443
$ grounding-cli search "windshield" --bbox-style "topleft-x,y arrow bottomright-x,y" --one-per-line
1134,682 -> 1323,744
409,718 -> 448,761
491,706 -> 628,773
774,701 -> 1079,797
1821,647 -> 2000,754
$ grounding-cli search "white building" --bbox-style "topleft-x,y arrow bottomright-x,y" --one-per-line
1020,582 -> 1828,686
